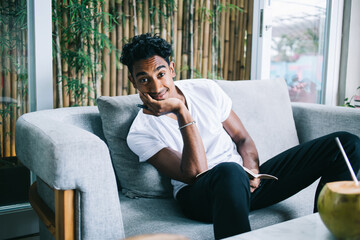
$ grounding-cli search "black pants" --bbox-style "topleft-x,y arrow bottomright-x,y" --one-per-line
176,132 -> 360,239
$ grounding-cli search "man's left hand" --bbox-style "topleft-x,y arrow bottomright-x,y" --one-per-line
249,177 -> 260,193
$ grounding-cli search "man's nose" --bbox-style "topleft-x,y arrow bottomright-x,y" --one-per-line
150,78 -> 162,93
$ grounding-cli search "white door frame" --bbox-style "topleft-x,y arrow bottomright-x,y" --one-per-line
251,0 -> 272,80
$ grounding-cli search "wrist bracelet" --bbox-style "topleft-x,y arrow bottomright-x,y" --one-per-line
179,121 -> 196,130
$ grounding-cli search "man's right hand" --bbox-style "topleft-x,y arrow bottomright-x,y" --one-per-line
139,92 -> 184,117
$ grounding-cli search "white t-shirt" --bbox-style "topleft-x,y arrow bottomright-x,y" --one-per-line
127,79 -> 243,198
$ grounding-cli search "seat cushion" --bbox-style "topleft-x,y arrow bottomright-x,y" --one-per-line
97,95 -> 173,198
216,79 -> 299,163
119,181 -> 317,239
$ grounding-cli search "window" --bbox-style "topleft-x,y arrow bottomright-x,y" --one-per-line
252,0 -> 343,105
270,0 -> 327,103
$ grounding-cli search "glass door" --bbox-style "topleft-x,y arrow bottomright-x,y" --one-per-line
252,0 -> 344,105
0,0 -> 30,210
270,0 -> 327,103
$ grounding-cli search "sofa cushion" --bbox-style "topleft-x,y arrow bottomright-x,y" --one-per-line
216,79 -> 299,163
97,95 -> 173,198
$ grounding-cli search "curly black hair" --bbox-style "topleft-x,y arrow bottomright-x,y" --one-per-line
120,33 -> 172,75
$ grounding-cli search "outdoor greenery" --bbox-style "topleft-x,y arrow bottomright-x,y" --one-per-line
0,0 -> 28,161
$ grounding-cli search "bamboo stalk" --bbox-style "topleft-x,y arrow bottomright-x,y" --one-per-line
144,0 -> 149,33
188,0 -> 194,79
79,25 -> 85,106
201,0 -> 210,78
219,0 -> 226,78
110,0 -> 117,96
228,0 -> 236,80
62,0 -> 70,107
93,0 -> 101,101
129,1 -> 136,94
102,0 -> 110,96
175,0 -> 183,80
22,26 -> 28,114
233,0 -> 241,79
181,0 -> 189,79
137,0 -> 143,34
223,0 -> 230,80
197,0 -> 205,77
10,0 -> 17,156
149,0 -> 155,33
116,0 -> 123,96
208,21 -> 212,78
211,0 -> 219,79
154,0 -> 160,33
53,0 -> 63,107
166,2 -> 171,42
87,0 -> 95,105
160,1 -> 167,40
132,0 -> 138,35
193,0 -> 199,75
3,14 -> 11,157
123,0 -> 130,95
172,0 -> 177,63
238,0 -> 245,80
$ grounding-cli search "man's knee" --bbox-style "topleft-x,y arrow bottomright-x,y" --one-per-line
210,162 -> 250,193
336,131 -> 360,143
335,131 -> 360,169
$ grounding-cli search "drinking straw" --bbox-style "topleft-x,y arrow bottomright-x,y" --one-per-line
335,137 -> 359,186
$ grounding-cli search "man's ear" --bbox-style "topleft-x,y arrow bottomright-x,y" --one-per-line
170,61 -> 176,78
128,74 -> 137,89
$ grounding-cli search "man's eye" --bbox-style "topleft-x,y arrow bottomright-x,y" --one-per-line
139,78 -> 148,83
158,72 -> 165,78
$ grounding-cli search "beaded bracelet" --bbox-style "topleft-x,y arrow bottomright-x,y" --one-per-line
178,121 -> 196,130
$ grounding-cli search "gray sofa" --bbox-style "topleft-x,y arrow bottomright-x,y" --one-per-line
15,79 -> 360,240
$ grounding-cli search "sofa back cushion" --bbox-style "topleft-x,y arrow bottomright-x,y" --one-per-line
216,79 -> 299,163
97,95 -> 173,198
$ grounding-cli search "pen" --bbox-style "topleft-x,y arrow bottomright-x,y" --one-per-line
136,104 -> 149,110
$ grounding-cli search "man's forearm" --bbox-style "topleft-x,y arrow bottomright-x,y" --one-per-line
238,138 -> 259,172
177,106 -> 208,180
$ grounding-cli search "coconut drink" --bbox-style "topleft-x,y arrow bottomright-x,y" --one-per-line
317,181 -> 360,239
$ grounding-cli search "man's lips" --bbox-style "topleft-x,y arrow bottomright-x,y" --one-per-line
150,89 -> 168,100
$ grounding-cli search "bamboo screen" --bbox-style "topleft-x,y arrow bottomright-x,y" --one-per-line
0,0 -> 28,160
52,0 -> 253,108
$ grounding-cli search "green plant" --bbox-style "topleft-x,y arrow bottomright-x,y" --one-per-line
53,0 -> 118,106
0,0 -> 28,159
344,86 -> 360,108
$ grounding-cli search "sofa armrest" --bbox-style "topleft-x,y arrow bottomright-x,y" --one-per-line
15,112 -> 125,240
292,102 -> 360,143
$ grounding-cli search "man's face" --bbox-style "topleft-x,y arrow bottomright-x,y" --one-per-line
129,55 -> 176,100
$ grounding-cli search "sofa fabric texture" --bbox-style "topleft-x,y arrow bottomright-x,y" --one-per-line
216,79 -> 299,163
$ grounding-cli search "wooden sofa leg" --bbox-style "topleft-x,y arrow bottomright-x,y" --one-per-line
55,188 -> 75,240
29,182 -> 75,240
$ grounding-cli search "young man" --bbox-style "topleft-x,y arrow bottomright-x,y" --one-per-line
121,33 -> 360,239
